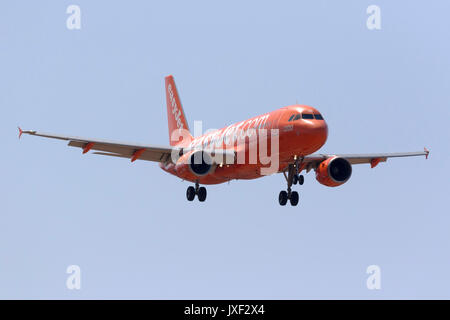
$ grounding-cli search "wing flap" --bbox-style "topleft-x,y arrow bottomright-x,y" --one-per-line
92,152 -> 130,159
346,157 -> 387,165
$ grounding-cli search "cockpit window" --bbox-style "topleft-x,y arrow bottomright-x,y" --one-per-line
314,114 -> 324,120
294,114 -> 301,121
302,113 -> 314,119
288,114 -> 295,121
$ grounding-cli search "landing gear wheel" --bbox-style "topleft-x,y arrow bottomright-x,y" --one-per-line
198,186 -> 207,202
298,175 -> 304,185
292,175 -> 298,185
186,186 -> 195,201
290,191 -> 299,206
279,191 -> 288,206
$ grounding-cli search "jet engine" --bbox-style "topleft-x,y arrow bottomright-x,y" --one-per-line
315,156 -> 352,187
175,150 -> 215,177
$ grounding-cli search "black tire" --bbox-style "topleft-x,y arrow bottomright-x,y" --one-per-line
279,191 -> 288,206
298,174 -> 304,185
290,191 -> 299,206
198,187 -> 207,202
186,186 -> 195,201
292,174 -> 298,185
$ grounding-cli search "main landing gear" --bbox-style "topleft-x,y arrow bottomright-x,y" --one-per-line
279,160 -> 304,206
186,181 -> 207,202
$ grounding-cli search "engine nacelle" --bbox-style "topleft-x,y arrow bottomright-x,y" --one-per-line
175,150 -> 215,177
315,156 -> 352,187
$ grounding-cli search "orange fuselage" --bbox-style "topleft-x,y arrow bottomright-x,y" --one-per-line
159,105 -> 328,184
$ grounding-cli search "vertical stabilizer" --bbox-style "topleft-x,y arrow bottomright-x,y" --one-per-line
165,75 -> 192,146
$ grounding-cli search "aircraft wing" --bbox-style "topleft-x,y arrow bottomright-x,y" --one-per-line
18,128 -> 178,163
300,149 -> 429,171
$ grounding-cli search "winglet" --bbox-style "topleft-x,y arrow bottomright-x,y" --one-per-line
424,147 -> 430,159
18,127 -> 37,138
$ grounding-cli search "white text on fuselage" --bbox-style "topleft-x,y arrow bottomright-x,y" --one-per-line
190,114 -> 270,150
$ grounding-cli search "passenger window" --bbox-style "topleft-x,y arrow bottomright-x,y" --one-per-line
302,113 -> 314,119
294,114 -> 301,121
314,114 -> 324,120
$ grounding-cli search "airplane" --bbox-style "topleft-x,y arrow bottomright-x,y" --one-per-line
18,75 -> 429,206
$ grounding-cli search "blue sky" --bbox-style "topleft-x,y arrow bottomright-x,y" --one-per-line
1,0 -> 449,299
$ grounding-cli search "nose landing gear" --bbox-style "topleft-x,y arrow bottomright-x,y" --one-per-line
279,159 -> 304,206
186,181 -> 207,202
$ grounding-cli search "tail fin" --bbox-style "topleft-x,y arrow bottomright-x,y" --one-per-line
165,75 -> 192,146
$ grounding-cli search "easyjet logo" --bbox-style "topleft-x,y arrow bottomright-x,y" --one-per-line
168,83 -> 184,129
